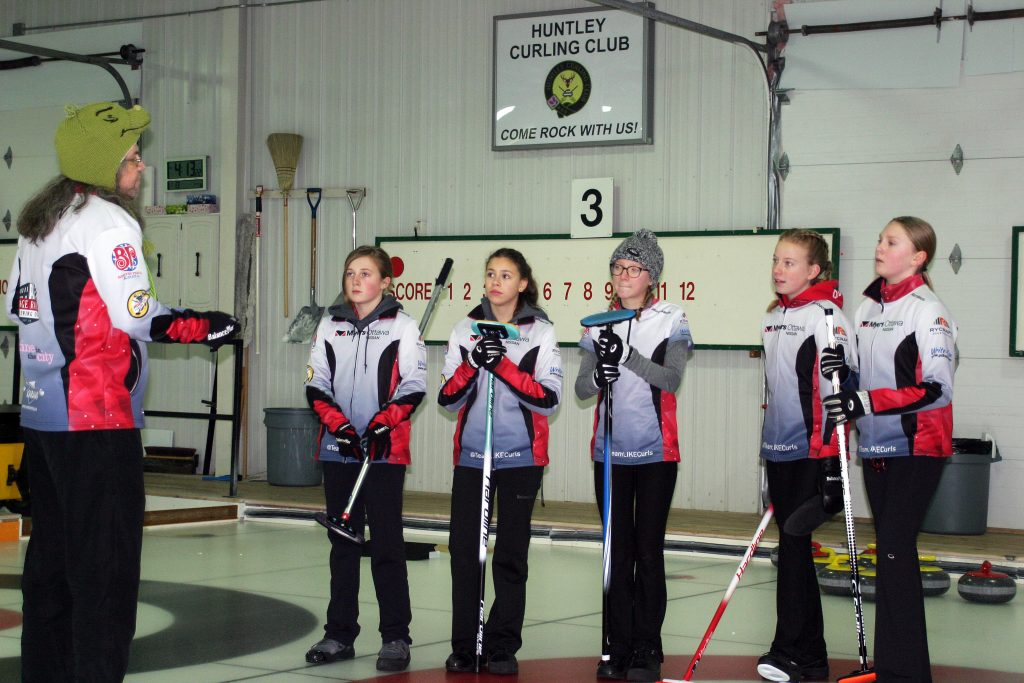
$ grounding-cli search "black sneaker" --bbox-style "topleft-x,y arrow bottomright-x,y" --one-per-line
445,651 -> 475,673
798,656 -> 829,680
757,651 -> 802,682
626,648 -> 661,682
376,640 -> 410,672
304,638 -> 354,664
487,650 -> 519,675
596,654 -> 630,680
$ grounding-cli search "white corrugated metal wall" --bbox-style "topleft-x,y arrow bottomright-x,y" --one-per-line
781,70 -> 1024,529
2,0 -> 778,513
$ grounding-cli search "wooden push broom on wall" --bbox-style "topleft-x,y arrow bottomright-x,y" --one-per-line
266,133 -> 303,318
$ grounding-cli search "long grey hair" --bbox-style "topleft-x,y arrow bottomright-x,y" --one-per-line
17,174 -> 142,243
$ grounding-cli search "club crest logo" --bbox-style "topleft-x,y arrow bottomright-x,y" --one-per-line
545,60 -> 591,118
127,289 -> 150,318
112,243 -> 139,272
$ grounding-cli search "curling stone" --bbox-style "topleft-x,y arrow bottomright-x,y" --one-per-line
857,544 -> 878,570
812,541 -> 836,567
920,562 -> 951,597
817,556 -> 854,596
958,561 -> 1018,604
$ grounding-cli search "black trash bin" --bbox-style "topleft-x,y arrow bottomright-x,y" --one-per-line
921,438 -> 1001,535
264,407 -> 322,486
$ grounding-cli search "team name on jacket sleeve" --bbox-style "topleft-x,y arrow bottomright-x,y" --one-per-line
304,319 -> 350,433
867,300 -> 956,415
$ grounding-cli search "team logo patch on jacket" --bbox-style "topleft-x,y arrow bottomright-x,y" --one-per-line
112,243 -> 139,271
128,289 -> 150,318
17,283 -> 39,324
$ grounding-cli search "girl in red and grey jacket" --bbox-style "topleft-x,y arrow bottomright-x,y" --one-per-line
756,229 -> 857,683
575,230 -> 693,683
823,216 -> 957,683
303,245 -> 427,673
439,248 -> 561,676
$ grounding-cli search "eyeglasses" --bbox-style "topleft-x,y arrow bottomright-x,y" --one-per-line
122,155 -> 144,167
610,263 -> 648,278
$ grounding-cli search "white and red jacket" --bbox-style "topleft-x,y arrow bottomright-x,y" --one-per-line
438,301 -> 562,469
580,299 -> 693,465
760,280 -> 857,462
6,194 -> 225,432
304,296 -> 426,464
853,275 -> 957,459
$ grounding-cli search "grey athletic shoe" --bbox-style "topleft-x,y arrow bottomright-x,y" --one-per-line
305,638 -> 354,664
376,639 -> 411,672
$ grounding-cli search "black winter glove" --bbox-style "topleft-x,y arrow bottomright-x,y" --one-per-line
822,389 -> 872,443
469,336 -> 506,371
593,362 -> 620,388
332,423 -> 363,459
820,456 -> 844,515
819,345 -> 850,383
202,311 -> 239,349
595,328 -> 629,366
363,419 -> 392,460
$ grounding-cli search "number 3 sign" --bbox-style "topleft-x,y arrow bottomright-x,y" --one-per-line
570,177 -> 613,239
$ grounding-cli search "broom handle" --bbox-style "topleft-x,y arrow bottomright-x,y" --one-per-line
283,193 -> 290,317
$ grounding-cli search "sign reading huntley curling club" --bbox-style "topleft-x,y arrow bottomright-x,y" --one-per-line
492,7 -> 653,150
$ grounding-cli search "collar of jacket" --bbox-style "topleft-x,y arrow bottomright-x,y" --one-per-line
777,279 -> 843,310
864,273 -> 926,304
469,297 -> 550,325
328,295 -> 402,332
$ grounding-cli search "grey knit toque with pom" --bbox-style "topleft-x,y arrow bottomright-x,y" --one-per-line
609,229 -> 664,284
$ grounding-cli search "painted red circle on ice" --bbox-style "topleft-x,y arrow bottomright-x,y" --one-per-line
391,256 -> 405,278
0,608 -> 22,631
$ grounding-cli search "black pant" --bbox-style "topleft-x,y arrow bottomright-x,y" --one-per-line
322,460 -> 411,645
863,456 -> 944,683
765,458 -> 827,664
449,464 -> 543,655
594,460 -> 678,658
21,428 -> 145,683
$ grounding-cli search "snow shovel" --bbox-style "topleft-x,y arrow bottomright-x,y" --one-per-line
283,187 -> 324,343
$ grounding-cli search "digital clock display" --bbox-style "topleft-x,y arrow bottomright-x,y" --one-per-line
165,156 -> 209,192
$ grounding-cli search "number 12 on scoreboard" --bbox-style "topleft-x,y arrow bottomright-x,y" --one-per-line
571,178 -> 613,239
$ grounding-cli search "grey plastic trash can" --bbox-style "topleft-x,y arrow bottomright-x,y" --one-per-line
921,438 -> 1001,535
264,407 -> 322,486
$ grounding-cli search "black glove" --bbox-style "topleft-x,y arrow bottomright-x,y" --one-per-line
593,362 -> 620,388
595,328 -> 629,365
819,345 -> 849,383
469,336 -> 506,371
332,423 -> 363,459
202,311 -> 239,349
820,456 -> 844,515
822,389 -> 872,443
363,419 -> 392,460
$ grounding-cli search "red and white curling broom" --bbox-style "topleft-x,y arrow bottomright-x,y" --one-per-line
660,504 -> 774,682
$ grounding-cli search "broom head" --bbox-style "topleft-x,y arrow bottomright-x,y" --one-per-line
266,133 -> 303,192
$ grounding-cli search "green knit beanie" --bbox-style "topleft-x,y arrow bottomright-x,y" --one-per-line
54,101 -> 151,190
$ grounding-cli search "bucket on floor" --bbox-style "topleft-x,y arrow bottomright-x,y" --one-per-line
264,408 -> 322,486
921,438 -> 1000,535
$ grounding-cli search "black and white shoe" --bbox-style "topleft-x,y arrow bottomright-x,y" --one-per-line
757,651 -> 802,682
304,638 -> 354,665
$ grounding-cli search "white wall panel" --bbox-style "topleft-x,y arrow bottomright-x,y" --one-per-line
783,71 -> 1024,529
2,0 -> 776,512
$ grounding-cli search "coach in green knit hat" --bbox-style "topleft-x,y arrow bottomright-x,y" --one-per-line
54,101 -> 150,191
